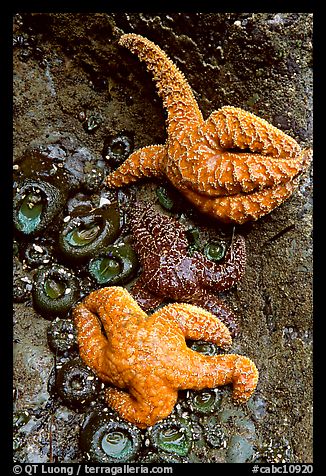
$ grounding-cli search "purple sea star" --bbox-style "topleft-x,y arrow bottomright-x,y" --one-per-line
129,202 -> 246,336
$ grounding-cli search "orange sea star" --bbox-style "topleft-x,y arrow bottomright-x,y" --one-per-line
73,286 -> 259,428
106,34 -> 312,224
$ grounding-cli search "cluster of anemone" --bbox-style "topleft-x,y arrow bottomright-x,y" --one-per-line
13,140 -> 140,460
13,134 -> 261,463
13,136 -> 257,463
13,139 -> 140,320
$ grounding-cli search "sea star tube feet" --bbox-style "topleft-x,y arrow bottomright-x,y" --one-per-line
128,202 -> 245,336
73,287 -> 258,429
106,34 -> 312,224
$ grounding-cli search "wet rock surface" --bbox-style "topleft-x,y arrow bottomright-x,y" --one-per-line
13,13 -> 313,463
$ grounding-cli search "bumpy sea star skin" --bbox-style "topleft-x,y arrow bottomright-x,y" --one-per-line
106,34 -> 312,224
73,287 -> 259,429
129,202 -> 245,336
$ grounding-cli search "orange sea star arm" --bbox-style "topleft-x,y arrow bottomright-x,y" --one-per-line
106,144 -> 167,188
72,302 -> 108,379
182,178 -> 300,224
167,106 -> 310,197
204,106 -> 301,158
105,386 -> 178,429
152,302 -> 232,349
119,33 -> 203,140
181,353 -> 258,403
175,150 -> 310,197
